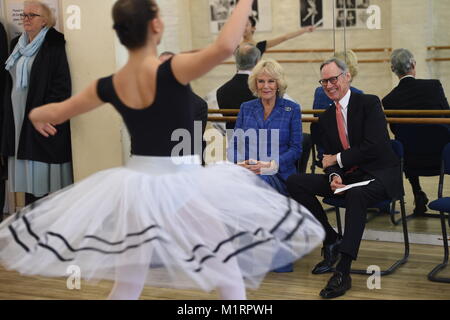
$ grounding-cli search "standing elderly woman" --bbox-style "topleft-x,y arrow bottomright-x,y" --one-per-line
2,0 -> 72,205
228,59 -> 302,197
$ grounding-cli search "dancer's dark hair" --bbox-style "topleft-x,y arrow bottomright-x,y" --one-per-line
112,0 -> 158,49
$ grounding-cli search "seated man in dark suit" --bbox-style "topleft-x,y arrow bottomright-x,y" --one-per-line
159,51 -> 208,164
287,58 -> 401,298
216,42 -> 261,130
382,48 -> 450,215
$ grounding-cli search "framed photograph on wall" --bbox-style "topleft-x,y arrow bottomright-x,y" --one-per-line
209,0 -> 272,33
300,0 -> 323,28
300,0 -> 371,30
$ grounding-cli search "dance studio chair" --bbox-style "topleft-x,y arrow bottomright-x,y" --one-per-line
322,140 -> 410,276
427,143 -> 450,283
297,133 -> 313,174
309,122 -> 324,174
392,124 -> 450,224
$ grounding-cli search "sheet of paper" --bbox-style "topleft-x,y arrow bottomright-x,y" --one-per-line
334,179 -> 375,194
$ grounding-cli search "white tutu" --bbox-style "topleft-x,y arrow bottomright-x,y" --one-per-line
0,155 -> 324,291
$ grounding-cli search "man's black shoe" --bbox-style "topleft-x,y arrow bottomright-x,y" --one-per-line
319,271 -> 352,299
413,191 -> 429,215
312,237 -> 342,274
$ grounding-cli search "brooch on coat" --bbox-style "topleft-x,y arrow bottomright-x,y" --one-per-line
284,107 -> 292,112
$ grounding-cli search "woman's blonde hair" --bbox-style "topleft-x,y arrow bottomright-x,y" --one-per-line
24,0 -> 56,28
333,50 -> 358,79
248,59 -> 287,97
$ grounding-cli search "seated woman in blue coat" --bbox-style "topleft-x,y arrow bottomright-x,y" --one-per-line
228,59 -> 302,197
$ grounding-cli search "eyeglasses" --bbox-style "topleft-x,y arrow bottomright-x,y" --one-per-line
20,13 -> 42,20
319,73 -> 343,86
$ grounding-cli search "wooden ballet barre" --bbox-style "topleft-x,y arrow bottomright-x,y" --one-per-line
427,46 -> 450,51
209,109 -> 450,116
221,59 -> 389,65
301,110 -> 450,116
386,118 -> 450,124
221,59 -> 324,64
426,58 -> 450,62
207,117 -> 450,124
265,48 -> 392,54
186,48 -> 392,54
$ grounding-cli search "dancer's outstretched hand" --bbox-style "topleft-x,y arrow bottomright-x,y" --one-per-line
32,121 -> 57,137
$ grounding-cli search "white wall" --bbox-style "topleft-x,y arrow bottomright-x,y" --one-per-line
61,0 -> 123,181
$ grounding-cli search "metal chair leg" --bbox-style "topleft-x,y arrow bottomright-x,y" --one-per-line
349,197 -> 409,276
310,147 -> 316,174
335,207 -> 343,236
428,210 -> 450,283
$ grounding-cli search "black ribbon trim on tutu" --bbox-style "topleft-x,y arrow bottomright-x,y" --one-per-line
38,243 -> 74,262
213,231 -> 248,254
9,218 -> 170,261
189,201 -> 313,271
185,231 -> 247,263
283,215 -> 305,241
253,228 -> 265,236
190,231 -> 270,272
45,231 -> 168,256
185,244 -> 208,262
23,216 -> 40,242
223,238 -> 274,263
84,225 -> 162,246
8,225 -> 29,252
269,198 -> 292,234
8,196 -> 317,273
194,255 -> 216,272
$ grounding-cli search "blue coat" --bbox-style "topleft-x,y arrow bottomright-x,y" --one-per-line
228,97 -> 302,184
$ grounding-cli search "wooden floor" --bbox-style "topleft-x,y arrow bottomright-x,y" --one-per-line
1,240 -> 448,300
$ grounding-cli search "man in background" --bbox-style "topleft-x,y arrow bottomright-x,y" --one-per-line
216,42 -> 261,130
382,48 -> 450,215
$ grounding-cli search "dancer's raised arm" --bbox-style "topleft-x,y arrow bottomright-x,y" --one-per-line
171,0 -> 254,85
265,26 -> 315,49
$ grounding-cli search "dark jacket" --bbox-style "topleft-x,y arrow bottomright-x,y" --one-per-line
1,27 -> 72,164
0,23 -> 8,179
382,77 -> 450,112
318,92 -> 401,198
216,73 -> 255,129
382,77 -> 450,134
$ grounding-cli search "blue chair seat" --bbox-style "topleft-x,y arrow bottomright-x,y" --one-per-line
429,198 -> 450,213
